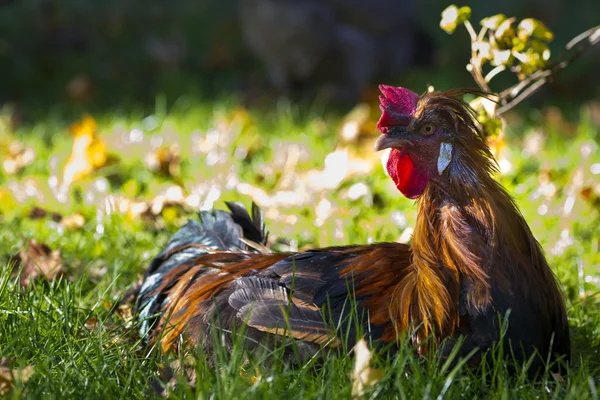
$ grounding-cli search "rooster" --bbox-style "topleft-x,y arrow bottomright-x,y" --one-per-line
134,86 -> 570,375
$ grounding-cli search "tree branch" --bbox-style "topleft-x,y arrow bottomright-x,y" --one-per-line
495,24 -> 600,116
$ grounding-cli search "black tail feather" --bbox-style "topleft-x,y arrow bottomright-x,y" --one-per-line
225,201 -> 268,246
135,202 -> 270,340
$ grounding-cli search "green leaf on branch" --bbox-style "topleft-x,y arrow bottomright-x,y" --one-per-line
494,18 -> 516,48
480,14 -> 507,30
513,40 -> 551,79
473,41 -> 492,61
491,49 -> 513,67
440,5 -> 472,34
518,18 -> 554,42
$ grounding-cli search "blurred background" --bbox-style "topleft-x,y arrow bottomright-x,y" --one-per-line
0,0 -> 599,115
0,0 -> 599,295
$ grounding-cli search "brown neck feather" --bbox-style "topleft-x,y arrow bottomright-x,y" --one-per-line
392,92 -> 565,344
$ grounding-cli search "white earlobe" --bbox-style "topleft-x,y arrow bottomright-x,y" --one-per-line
437,142 -> 452,175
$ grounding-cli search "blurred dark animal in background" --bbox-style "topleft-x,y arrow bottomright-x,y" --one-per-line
239,0 -> 433,100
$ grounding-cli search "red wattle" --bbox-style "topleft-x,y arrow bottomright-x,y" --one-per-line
386,149 -> 430,199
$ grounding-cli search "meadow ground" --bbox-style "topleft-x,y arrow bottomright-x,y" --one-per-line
0,96 -> 599,399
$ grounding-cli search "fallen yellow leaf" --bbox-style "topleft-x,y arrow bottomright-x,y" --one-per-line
63,115 -> 107,185
61,213 -> 86,229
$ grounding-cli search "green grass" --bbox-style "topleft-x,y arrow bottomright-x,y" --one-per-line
0,98 -> 599,399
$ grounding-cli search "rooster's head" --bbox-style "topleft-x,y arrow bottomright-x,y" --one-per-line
375,84 -> 493,199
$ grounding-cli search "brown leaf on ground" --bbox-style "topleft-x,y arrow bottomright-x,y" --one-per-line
151,358 -> 197,398
144,145 -> 181,177
113,302 -> 134,326
84,316 -> 99,331
27,207 -> 62,222
13,239 -> 64,287
0,357 -> 34,396
102,285 -> 139,332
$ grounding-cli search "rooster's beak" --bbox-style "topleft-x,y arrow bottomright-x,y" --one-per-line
374,132 -> 411,152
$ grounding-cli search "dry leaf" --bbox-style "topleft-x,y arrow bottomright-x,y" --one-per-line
84,316 -> 99,331
339,103 -> 373,143
151,358 -> 196,398
14,239 -> 64,287
351,338 -> 384,399
0,358 -> 34,396
304,148 -> 374,192
149,185 -> 186,215
239,367 -> 262,385
114,303 -> 134,326
63,115 -> 107,185
144,144 -> 181,177
1,141 -> 35,175
27,207 -> 62,222
553,372 -> 565,384
61,213 -> 85,229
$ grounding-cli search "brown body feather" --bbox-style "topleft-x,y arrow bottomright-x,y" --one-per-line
134,90 -> 570,375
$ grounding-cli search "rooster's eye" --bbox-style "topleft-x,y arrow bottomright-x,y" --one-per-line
420,124 -> 435,136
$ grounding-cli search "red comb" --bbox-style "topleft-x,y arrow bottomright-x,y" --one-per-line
376,85 -> 419,133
